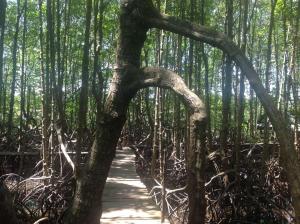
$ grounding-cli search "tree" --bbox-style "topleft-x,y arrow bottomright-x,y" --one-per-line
0,0 -> 7,129
220,0 -> 233,154
7,0 -> 21,136
76,0 -> 92,168
63,1 -> 300,224
234,0 -> 249,187
263,0 -> 277,159
39,0 -> 51,177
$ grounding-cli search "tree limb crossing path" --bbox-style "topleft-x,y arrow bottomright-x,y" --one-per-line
101,148 -> 169,224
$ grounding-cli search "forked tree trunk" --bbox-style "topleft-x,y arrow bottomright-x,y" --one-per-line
63,1 -> 150,223
64,2 -> 207,224
65,1 -> 300,224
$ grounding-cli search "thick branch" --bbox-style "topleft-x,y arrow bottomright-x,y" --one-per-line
137,67 -> 206,121
133,66 -> 207,224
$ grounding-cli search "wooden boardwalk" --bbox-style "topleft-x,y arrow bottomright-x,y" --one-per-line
101,148 -> 168,224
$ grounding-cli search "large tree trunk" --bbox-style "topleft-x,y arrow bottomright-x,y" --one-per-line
63,1 -> 150,223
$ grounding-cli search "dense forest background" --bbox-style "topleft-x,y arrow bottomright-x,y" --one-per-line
0,0 -> 300,223
0,0 -> 299,148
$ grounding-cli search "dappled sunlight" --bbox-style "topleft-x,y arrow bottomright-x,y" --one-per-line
102,206 -> 160,218
106,179 -> 146,188
101,149 -> 169,223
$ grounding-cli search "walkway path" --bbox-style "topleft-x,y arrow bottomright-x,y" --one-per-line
101,148 -> 168,224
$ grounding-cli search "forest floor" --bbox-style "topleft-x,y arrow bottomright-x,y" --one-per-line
101,148 -> 169,224
0,134 -> 295,223
133,143 -> 294,223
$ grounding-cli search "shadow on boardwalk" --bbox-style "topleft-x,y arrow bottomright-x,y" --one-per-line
101,148 -> 169,224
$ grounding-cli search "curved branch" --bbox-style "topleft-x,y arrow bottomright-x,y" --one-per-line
133,66 -> 207,224
145,13 -> 286,137
138,67 -> 206,121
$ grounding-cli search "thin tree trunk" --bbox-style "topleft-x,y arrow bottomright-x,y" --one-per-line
173,33 -> 182,158
151,87 -> 159,176
76,0 -> 92,168
92,0 -> 104,125
0,0 -> 7,129
18,0 -> 28,174
291,0 -> 300,152
220,0 -> 233,154
7,0 -> 21,137
39,0 -> 50,176
26,85 -> 31,126
55,0 -> 67,132
282,0 -> 289,120
200,0 -> 212,150
143,48 -> 154,135
263,0 -> 277,160
234,0 -> 248,190
20,0 -> 28,131
46,0 -> 56,173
